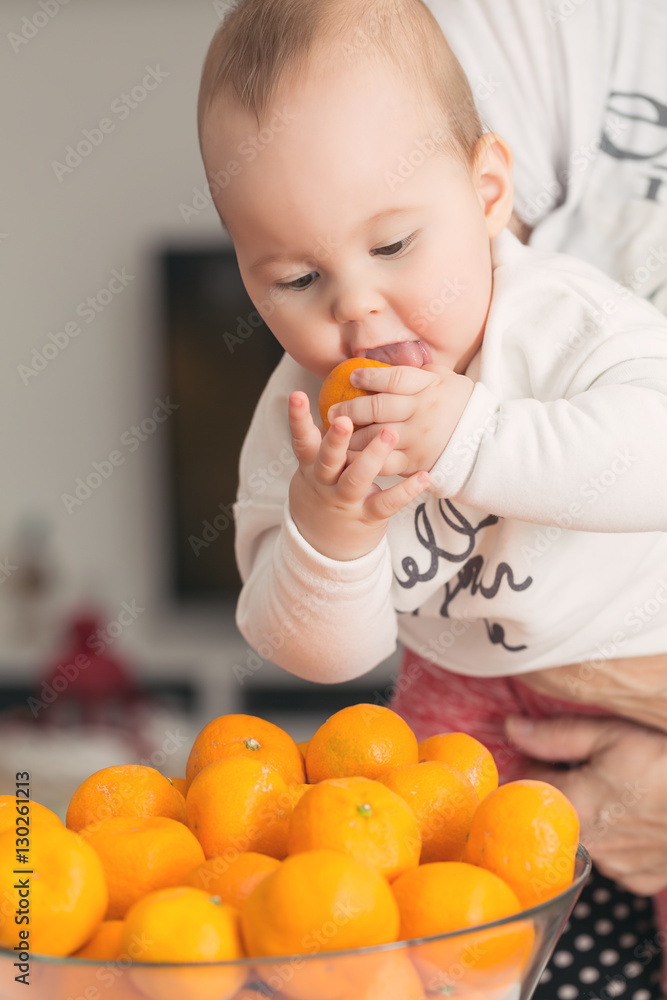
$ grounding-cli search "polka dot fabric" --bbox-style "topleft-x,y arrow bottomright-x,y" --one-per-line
534,866 -> 663,1000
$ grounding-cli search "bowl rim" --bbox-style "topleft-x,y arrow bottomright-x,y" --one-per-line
1,844 -> 592,969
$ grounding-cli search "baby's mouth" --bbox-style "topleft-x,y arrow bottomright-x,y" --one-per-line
356,341 -> 432,367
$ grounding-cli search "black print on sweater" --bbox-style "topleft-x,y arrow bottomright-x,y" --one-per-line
397,500 -> 533,652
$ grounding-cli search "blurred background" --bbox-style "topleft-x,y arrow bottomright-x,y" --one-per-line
0,0 -> 396,816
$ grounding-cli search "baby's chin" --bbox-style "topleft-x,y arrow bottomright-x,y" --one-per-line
355,341 -> 432,367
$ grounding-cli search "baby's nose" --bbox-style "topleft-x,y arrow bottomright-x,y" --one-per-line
332,281 -> 384,326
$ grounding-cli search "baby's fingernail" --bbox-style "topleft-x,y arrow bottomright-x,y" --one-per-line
328,407 -> 338,422
381,429 -> 394,443
349,370 -> 361,386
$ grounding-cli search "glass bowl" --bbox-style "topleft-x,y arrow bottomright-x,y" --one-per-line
0,845 -> 591,1000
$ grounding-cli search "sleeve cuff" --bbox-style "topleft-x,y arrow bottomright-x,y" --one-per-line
280,501 -> 390,583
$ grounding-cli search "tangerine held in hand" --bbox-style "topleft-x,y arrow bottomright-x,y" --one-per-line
318,358 -> 391,431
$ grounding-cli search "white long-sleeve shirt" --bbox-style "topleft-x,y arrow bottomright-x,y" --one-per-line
235,231 -> 667,684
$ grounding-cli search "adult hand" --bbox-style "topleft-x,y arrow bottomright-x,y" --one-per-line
506,714 -> 667,895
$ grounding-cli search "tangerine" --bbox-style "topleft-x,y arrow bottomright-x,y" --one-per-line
418,732 -> 499,801
335,951 -> 426,1000
0,795 -> 63,835
186,756 -> 288,860
464,779 -> 580,907
379,761 -> 478,863
305,703 -> 418,783
0,824 -> 107,956
72,919 -> 124,959
241,849 -> 399,999
288,776 -> 420,880
392,862 -> 533,991
121,886 -> 245,1000
167,776 -> 188,797
79,815 -> 205,919
186,714 -> 305,790
182,851 -> 281,909
318,358 -> 391,432
66,764 -> 187,831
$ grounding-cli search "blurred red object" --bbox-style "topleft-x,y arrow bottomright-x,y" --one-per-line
38,611 -> 141,729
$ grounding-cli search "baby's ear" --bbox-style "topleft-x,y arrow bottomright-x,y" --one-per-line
472,133 -> 514,239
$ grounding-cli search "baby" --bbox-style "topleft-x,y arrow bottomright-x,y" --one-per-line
197,0 -> 667,749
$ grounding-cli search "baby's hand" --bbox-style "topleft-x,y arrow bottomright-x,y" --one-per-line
287,392 -> 430,561
326,364 -> 474,477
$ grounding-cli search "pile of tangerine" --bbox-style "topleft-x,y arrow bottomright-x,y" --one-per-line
0,704 -> 579,1000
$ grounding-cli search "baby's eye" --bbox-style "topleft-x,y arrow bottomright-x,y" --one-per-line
371,233 -> 417,257
277,271 -> 318,291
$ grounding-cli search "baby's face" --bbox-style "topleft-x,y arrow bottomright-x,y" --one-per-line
201,54 -> 500,379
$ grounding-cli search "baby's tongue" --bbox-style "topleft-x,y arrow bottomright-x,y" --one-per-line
362,341 -> 430,367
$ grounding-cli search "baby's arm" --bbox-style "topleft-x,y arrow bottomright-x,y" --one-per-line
234,357 -> 428,682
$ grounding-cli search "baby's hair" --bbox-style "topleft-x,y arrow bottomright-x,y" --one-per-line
198,0 -> 484,165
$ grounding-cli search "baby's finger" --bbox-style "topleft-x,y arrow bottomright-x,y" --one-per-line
349,423 -> 394,452
346,445 -> 410,478
329,391 -> 414,428
349,364 -> 436,395
315,416 -> 354,485
336,428 -> 399,502
364,470 -> 430,520
288,391 -> 321,464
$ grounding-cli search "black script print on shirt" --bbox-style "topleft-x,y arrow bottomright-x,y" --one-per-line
601,89 -> 667,304
396,500 -> 533,653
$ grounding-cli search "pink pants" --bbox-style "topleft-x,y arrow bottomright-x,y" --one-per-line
389,648 -> 667,992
